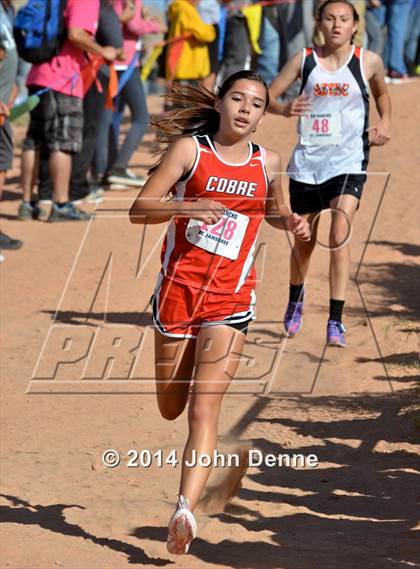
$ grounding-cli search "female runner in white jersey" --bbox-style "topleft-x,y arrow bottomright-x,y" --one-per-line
269,0 -> 391,347
129,70 -> 310,555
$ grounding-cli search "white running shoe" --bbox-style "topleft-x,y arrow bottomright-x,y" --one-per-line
166,495 -> 197,555
71,188 -> 104,205
107,167 -> 145,188
107,183 -> 128,191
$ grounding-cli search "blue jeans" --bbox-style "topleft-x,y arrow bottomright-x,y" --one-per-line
372,0 -> 412,74
257,16 -> 280,85
366,8 -> 384,54
405,1 -> 420,66
94,67 -> 149,175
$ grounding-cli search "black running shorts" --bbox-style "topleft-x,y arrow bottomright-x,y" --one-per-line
289,174 -> 367,214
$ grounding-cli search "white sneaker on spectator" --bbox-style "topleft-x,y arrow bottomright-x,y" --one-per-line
107,183 -> 127,191
72,188 -> 103,205
107,167 -> 146,188
386,71 -> 416,85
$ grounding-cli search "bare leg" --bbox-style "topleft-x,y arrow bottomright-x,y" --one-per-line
49,150 -> 71,203
179,325 -> 246,511
1,169 -> 23,249
0,170 -> 5,198
154,330 -> 196,420
329,195 -> 358,300
21,149 -> 39,202
290,212 -> 319,285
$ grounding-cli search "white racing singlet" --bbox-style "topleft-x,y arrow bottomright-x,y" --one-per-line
287,46 -> 370,185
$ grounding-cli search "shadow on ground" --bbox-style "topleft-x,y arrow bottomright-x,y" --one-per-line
0,494 -> 171,566
135,390 -> 419,569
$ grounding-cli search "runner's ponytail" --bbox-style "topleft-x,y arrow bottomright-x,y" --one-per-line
151,82 -> 219,144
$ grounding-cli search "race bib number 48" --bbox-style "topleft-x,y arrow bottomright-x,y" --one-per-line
185,209 -> 249,260
300,112 -> 342,145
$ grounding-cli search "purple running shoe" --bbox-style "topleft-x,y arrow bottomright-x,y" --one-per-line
327,319 -> 346,347
284,300 -> 304,337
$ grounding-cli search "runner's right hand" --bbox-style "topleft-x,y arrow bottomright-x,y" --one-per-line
283,94 -> 312,117
183,199 -> 225,225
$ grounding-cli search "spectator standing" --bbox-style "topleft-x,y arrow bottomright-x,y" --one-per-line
0,0 -> 31,106
0,1 -> 22,257
142,0 -> 168,95
94,0 -> 162,188
19,0 -> 117,222
258,1 -> 314,93
217,0 -> 251,83
281,0 -> 315,66
198,0 -> 220,91
257,5 -> 281,85
370,0 -> 412,80
404,0 -> 420,76
36,0 -> 125,207
165,0 -> 215,85
366,0 -> 384,54
279,0 -> 315,98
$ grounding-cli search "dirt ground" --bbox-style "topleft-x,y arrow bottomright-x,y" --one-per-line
1,80 -> 419,569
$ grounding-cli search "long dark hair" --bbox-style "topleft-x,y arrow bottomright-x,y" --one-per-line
152,70 -> 269,145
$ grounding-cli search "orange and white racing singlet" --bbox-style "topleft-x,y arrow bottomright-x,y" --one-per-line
288,46 -> 370,184
160,134 -> 269,294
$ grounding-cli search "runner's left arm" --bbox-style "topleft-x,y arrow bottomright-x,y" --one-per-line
365,50 -> 392,146
264,150 -> 311,241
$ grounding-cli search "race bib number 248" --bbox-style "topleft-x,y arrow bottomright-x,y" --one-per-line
185,209 -> 249,260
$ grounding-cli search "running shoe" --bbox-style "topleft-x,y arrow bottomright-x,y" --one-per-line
107,167 -> 145,188
48,203 -> 95,222
283,300 -> 304,337
17,201 -> 45,221
0,231 -> 23,250
166,495 -> 197,555
71,188 -> 104,205
90,172 -> 125,191
386,71 -> 415,85
107,183 -> 128,191
327,319 -> 346,347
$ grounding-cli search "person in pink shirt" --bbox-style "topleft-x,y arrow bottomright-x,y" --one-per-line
94,0 -> 163,187
20,0 -> 117,222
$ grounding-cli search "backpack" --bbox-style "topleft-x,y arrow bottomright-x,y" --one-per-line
14,0 -> 67,64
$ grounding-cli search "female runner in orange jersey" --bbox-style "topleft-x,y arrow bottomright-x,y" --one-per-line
129,70 -> 311,555
268,0 -> 391,346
